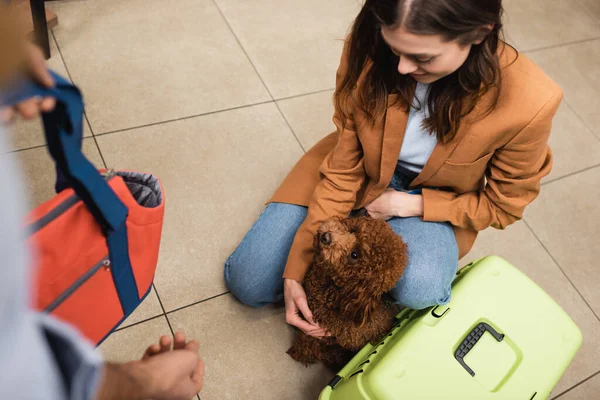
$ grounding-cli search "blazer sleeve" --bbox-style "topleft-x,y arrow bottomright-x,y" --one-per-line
421,89 -> 563,231
0,6 -> 25,87
283,41 -> 366,282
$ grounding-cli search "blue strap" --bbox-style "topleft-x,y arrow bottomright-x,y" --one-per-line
1,71 -> 140,315
107,225 -> 142,315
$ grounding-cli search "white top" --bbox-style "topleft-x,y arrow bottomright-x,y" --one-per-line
397,83 -> 438,173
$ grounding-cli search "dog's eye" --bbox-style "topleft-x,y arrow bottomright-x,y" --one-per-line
350,251 -> 359,260
349,227 -> 357,234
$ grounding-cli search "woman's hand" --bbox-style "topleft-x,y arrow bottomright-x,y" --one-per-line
284,278 -> 330,338
365,189 -> 424,219
0,42 -> 55,124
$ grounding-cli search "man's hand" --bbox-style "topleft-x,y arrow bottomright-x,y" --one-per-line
284,278 -> 330,338
1,42 -> 55,124
136,332 -> 204,400
96,332 -> 204,400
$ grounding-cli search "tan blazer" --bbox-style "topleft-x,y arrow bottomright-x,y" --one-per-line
270,41 -> 563,282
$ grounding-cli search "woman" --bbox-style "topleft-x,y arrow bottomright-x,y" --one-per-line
224,0 -> 562,337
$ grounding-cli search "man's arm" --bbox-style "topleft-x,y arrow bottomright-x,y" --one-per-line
95,363 -> 151,400
96,334 -> 204,400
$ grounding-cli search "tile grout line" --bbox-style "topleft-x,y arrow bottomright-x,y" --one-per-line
6,143 -> 48,154
521,219 -> 600,322
9,83 -> 335,147
94,99 -> 274,137
50,29 -> 95,138
523,209 -> 600,397
278,87 -> 335,101
542,163 -> 600,186
51,30 -> 96,138
50,30 -> 108,169
210,0 -> 307,154
113,291 -> 231,333
86,85 -> 334,138
274,101 -> 306,152
113,313 -> 165,333
562,99 -> 600,144
523,36 -> 600,54
551,369 -> 600,399
152,283 -> 176,337
165,291 -> 231,316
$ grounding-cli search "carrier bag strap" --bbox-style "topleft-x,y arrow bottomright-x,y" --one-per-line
1,70 -> 140,314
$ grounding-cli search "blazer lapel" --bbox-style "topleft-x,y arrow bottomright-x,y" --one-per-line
378,94 -> 409,189
410,127 -> 469,188
410,89 -> 496,188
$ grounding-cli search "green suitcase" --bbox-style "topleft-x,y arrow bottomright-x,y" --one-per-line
319,256 -> 582,400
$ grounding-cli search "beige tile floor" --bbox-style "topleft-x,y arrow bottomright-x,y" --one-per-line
4,0 -> 600,399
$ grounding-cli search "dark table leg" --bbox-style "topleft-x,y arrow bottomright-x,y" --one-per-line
30,0 -> 51,59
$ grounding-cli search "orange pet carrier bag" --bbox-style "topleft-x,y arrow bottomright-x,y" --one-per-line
3,70 -> 165,345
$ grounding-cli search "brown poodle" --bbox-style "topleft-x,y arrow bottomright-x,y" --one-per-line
287,216 -> 408,369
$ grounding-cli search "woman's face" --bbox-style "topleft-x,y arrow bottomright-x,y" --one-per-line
381,25 -> 480,84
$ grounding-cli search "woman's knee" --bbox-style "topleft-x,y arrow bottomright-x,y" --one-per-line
223,202 -> 307,307
385,217 -> 458,309
391,274 -> 451,310
223,230 -> 288,307
390,240 -> 458,310
224,252 -> 281,308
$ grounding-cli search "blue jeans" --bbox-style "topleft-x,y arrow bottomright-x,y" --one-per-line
224,165 -> 459,310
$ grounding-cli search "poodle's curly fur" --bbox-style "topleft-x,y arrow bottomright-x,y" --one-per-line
287,216 -> 408,369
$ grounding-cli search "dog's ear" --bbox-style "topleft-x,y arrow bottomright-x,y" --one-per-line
371,222 -> 408,291
342,285 -> 381,327
386,235 -> 408,287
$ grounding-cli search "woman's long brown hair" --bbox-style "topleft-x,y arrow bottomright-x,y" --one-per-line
336,0 -> 511,142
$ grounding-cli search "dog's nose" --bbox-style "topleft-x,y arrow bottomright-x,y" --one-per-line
320,232 -> 332,246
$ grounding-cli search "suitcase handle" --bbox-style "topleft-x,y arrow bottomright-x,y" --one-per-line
0,70 -> 141,315
454,322 -> 505,377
